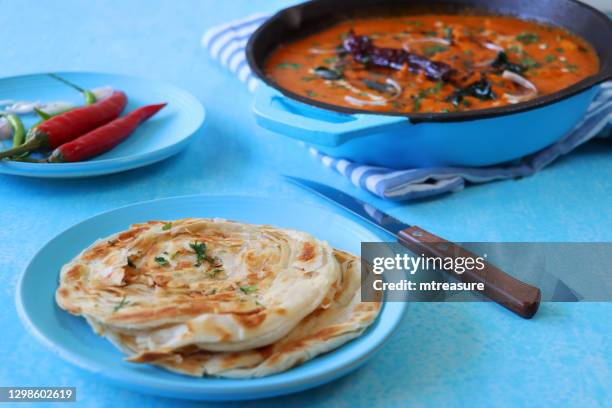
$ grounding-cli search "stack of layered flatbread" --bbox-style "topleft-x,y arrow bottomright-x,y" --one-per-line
56,218 -> 381,378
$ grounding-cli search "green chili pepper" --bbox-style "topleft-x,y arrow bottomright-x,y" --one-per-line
5,109 -> 60,160
48,73 -> 97,105
33,107 -> 52,120
31,107 -> 72,129
2,114 -> 26,147
83,90 -> 97,105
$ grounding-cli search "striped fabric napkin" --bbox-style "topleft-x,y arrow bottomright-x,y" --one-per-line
202,14 -> 612,201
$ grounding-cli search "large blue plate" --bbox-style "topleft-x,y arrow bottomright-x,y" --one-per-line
0,72 -> 204,178
16,195 -> 406,401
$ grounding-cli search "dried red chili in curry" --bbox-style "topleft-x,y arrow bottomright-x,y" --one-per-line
265,15 -> 599,113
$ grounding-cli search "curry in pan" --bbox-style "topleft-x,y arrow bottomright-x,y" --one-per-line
265,15 -> 599,113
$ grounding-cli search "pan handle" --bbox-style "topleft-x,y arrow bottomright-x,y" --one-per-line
397,226 -> 542,319
253,84 -> 407,147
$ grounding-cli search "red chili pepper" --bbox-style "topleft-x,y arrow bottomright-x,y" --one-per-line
0,91 -> 127,159
48,103 -> 166,163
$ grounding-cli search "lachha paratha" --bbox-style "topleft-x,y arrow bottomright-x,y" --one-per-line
56,218 -> 341,352
113,250 -> 381,378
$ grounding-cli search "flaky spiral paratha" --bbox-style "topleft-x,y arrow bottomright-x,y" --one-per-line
56,218 -> 340,352
101,250 -> 381,378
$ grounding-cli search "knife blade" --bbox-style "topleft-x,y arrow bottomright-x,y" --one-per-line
286,176 -> 542,319
285,176 -> 409,237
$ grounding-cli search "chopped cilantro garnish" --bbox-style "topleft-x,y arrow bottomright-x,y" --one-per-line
507,45 -> 522,54
516,32 -> 540,45
277,62 -> 301,70
239,285 -> 257,294
162,222 -> 172,231
113,297 -> 129,313
306,90 -> 317,97
544,55 -> 556,63
423,44 -> 448,57
443,27 -> 453,41
390,100 -> 404,110
190,241 -> 217,267
412,97 -> 422,112
155,256 -> 169,266
428,81 -> 444,95
190,241 -> 207,266
323,56 -> 338,65
563,63 -> 578,72
521,56 -> 541,69
411,89 -> 428,112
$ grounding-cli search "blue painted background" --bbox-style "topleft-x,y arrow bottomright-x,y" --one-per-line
0,1 -> 610,406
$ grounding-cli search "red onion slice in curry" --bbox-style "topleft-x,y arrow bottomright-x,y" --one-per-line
502,70 -> 538,103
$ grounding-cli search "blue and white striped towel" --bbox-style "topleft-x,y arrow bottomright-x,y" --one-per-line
202,14 -> 612,201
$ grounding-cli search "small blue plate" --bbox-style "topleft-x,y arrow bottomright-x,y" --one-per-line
0,72 -> 205,178
16,195 -> 406,401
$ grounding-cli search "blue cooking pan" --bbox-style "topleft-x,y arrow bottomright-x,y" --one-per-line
247,0 -> 612,169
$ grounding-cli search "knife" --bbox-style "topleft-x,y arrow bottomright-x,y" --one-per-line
286,176 -> 541,319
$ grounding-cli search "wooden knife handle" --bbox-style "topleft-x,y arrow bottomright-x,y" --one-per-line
397,226 -> 541,319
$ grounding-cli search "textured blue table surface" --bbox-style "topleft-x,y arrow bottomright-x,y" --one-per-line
0,1 -> 610,407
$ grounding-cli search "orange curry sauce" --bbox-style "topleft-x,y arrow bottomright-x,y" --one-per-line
265,15 -> 599,113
